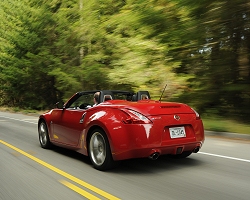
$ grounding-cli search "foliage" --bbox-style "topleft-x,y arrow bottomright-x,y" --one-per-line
174,0 -> 250,122
0,0 -> 249,123
202,115 -> 250,134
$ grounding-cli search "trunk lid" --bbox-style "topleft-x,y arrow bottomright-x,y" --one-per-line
121,100 -> 194,116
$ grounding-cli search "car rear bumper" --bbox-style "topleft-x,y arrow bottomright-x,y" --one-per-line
112,141 -> 203,161
105,115 -> 204,161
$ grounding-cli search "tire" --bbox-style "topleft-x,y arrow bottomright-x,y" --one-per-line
38,121 -> 52,149
88,128 -> 117,171
170,151 -> 192,159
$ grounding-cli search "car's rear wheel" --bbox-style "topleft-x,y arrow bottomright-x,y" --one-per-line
38,121 -> 52,149
88,128 -> 117,171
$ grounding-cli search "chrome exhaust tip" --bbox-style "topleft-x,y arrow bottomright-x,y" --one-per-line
193,147 -> 200,153
149,152 -> 160,160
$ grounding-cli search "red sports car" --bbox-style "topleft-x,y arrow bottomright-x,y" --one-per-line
38,90 -> 204,170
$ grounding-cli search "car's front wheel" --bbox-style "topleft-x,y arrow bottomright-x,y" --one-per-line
88,128 -> 117,171
38,121 -> 52,149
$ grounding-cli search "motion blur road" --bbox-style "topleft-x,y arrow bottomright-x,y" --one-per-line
1,111 -> 250,200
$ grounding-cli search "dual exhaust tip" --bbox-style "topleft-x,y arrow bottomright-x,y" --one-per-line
193,146 -> 200,153
148,146 -> 200,160
149,152 -> 160,160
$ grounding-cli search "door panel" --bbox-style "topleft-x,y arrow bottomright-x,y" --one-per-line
51,109 -> 85,147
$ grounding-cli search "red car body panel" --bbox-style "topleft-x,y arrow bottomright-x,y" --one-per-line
39,91 -> 205,162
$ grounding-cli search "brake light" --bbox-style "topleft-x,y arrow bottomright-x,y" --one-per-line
191,108 -> 200,120
121,109 -> 152,124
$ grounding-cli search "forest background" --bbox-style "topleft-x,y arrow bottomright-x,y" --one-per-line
0,0 -> 250,132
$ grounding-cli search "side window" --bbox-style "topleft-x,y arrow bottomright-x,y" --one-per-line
69,94 -> 94,109
141,94 -> 149,100
103,95 -> 112,101
136,91 -> 151,100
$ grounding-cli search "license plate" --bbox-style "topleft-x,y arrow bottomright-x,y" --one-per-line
169,126 -> 186,138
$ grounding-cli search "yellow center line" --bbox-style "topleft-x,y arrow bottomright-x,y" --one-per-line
60,180 -> 101,200
0,140 -> 120,200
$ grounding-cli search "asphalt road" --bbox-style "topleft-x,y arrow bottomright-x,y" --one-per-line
0,111 -> 250,200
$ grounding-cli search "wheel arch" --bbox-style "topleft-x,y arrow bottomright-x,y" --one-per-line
38,117 -> 52,141
86,125 -> 112,155
86,125 -> 102,144
83,108 -> 131,159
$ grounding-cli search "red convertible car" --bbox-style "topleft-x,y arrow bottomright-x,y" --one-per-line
38,90 -> 204,170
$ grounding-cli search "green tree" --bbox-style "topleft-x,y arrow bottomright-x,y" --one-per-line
0,0 -> 249,123
0,0 -> 83,108
173,0 -> 250,121
83,0 -> 191,98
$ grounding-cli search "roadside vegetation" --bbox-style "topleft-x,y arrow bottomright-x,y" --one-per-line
202,116 -> 250,135
0,107 -> 249,135
1,0 -> 249,127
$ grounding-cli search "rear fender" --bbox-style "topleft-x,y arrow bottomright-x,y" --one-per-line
82,108 -> 131,156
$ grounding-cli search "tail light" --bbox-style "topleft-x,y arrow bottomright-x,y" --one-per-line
121,109 -> 152,124
191,108 -> 200,120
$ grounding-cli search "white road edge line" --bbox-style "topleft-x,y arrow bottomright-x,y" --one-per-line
0,116 -> 37,125
1,115 -> 250,164
199,152 -> 250,163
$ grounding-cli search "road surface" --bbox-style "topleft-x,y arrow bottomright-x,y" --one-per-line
0,111 -> 250,200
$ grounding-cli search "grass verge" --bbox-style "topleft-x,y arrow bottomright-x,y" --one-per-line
202,116 -> 250,134
1,107 -> 249,134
